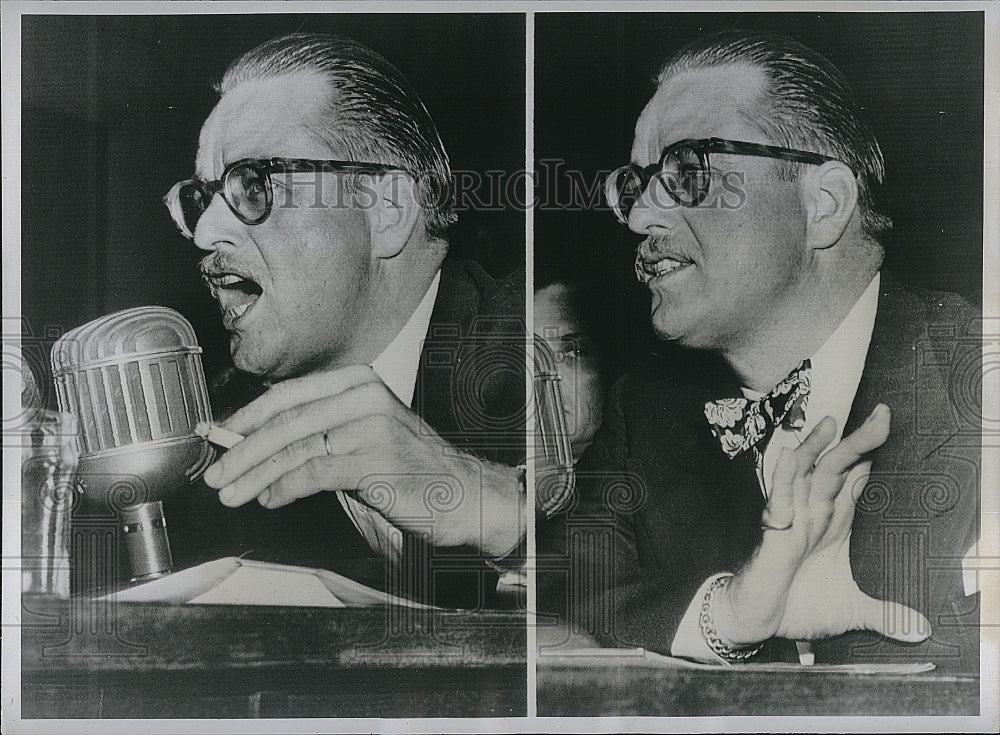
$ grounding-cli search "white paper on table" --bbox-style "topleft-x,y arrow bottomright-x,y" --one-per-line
100,557 -> 431,609
188,564 -> 346,607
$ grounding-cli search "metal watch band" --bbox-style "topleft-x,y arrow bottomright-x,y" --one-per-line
698,574 -> 764,664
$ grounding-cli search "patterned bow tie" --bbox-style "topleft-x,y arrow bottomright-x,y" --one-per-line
704,359 -> 812,459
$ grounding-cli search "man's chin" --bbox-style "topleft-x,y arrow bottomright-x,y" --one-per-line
649,310 -> 683,343
229,336 -> 278,380
231,345 -> 330,384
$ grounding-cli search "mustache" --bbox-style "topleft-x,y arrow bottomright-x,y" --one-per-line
637,236 -> 691,261
199,253 -> 216,278
639,236 -> 668,256
198,253 -> 224,277
197,254 -> 263,294
199,253 -> 248,278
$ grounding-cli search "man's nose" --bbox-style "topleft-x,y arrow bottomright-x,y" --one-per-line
626,178 -> 680,236
192,194 -> 243,252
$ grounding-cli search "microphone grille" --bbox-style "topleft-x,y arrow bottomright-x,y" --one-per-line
51,307 -> 213,454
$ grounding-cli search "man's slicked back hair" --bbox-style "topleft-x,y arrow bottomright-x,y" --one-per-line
658,30 -> 892,245
219,32 -> 457,240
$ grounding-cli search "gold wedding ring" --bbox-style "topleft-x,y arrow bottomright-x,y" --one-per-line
323,430 -> 333,456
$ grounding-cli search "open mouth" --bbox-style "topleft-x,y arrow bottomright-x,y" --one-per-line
203,272 -> 264,327
635,254 -> 694,284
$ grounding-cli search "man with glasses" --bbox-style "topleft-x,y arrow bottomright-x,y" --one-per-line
162,33 -> 525,609
544,31 -> 980,669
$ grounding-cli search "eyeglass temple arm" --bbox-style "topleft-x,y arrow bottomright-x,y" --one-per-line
267,158 -> 406,174
706,138 -> 839,166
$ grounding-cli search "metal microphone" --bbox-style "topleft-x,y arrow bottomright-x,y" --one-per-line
50,306 -> 215,582
533,336 -> 575,516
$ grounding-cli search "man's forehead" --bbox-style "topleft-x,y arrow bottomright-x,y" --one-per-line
631,64 -> 766,164
195,70 -> 333,178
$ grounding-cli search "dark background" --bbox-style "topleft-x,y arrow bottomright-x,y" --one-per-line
20,12 -> 988,395
534,12 -> 985,377
21,13 -> 525,398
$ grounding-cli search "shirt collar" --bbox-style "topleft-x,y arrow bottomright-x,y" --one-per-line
741,272 -> 880,441
371,270 -> 441,408
799,272 -> 881,441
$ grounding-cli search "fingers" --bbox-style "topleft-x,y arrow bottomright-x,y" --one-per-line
213,413 -> 406,507
205,381 -> 400,489
816,404 -> 891,480
222,365 -> 379,435
761,419 -> 837,533
856,593 -> 931,643
762,447 -> 795,530
795,416 -> 838,472
259,454 -> 368,510
215,428 -> 357,507
790,404 -> 888,480
781,405 -> 890,512
775,417 -> 838,518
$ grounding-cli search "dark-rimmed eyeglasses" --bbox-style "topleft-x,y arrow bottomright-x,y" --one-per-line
163,157 -> 406,239
605,138 -> 843,224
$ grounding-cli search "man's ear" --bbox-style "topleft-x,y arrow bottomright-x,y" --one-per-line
802,160 -> 858,250
363,172 -> 422,259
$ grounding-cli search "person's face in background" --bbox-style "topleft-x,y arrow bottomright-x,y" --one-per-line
535,281 -> 606,459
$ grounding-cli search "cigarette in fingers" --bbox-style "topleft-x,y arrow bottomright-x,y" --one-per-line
195,421 -> 245,449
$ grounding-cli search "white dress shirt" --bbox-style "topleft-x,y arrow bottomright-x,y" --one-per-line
671,273 -> 881,663
334,271 -> 441,561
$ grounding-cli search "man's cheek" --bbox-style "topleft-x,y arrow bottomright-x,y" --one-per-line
559,372 -> 579,408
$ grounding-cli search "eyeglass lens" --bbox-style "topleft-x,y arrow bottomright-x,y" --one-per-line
178,161 -> 272,235
611,168 -> 645,220
227,163 -> 271,222
666,146 -> 710,206
611,144 -> 711,221
178,184 -> 211,236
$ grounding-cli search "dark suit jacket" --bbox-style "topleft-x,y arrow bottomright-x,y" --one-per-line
539,273 -> 980,671
163,259 -> 526,609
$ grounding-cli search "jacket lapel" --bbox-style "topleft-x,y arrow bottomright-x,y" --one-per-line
845,273 -> 945,492
410,259 -> 479,440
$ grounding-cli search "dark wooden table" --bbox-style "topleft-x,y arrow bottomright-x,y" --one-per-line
536,655 -> 980,717
20,595 -> 527,718
21,596 -> 982,720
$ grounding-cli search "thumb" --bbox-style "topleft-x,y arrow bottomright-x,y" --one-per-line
856,593 -> 931,643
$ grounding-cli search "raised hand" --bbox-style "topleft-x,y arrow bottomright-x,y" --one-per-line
713,404 -> 931,647
202,366 -> 525,557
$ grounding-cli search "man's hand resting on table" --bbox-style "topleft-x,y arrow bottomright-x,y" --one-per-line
202,366 -> 526,558
711,404 -> 931,647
